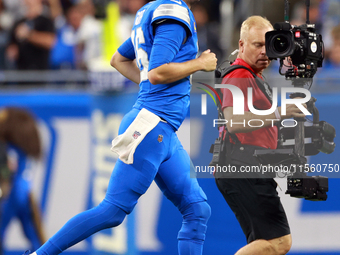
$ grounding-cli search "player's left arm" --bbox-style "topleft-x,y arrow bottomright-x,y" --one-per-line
148,21 -> 216,85
148,49 -> 216,85
111,38 -> 140,84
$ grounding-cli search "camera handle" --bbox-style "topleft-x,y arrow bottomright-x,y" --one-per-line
289,78 -> 310,163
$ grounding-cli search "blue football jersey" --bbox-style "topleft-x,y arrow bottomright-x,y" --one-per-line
130,0 -> 198,130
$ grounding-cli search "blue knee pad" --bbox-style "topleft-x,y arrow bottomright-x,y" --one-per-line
178,201 -> 211,242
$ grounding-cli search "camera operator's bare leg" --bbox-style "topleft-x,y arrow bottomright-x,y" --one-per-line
235,234 -> 292,255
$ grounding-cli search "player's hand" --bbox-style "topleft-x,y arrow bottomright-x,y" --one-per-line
279,102 -> 308,119
198,49 -> 217,72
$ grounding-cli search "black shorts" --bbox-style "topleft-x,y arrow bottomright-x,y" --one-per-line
215,173 -> 290,243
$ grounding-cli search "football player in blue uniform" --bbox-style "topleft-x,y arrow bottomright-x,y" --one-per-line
28,0 -> 217,255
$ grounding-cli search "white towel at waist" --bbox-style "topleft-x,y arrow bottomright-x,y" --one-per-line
111,108 -> 161,164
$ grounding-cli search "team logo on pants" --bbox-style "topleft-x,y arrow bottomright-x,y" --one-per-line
157,135 -> 163,143
132,131 -> 141,139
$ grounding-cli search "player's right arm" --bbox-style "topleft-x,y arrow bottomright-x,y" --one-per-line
111,38 -> 140,84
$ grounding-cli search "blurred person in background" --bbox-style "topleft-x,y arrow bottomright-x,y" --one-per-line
0,141 -> 10,202
0,0 -> 13,69
290,0 -> 322,32
1,0 -> 25,21
75,0 -> 102,70
0,140 -> 9,255
0,107 -> 46,252
313,23 -> 340,88
319,0 -> 340,53
117,0 -> 148,42
324,24 -> 340,68
5,0 -> 55,70
49,2 -> 83,69
191,2 -> 223,64
47,0 -> 75,20
25,0 -> 217,255
0,0 -> 8,70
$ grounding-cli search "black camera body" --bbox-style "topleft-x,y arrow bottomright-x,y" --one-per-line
265,22 -> 323,79
286,174 -> 328,201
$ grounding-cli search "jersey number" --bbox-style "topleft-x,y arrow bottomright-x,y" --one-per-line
132,27 -> 149,82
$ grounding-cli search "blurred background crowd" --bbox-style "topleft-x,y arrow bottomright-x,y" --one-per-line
0,0 -> 339,88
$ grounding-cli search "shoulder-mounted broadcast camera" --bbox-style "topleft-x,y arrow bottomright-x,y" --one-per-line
265,0 -> 323,79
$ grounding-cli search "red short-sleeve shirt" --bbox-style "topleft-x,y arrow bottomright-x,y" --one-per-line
221,58 -> 278,149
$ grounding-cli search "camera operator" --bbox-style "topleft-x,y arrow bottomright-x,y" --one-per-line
215,16 -> 308,255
